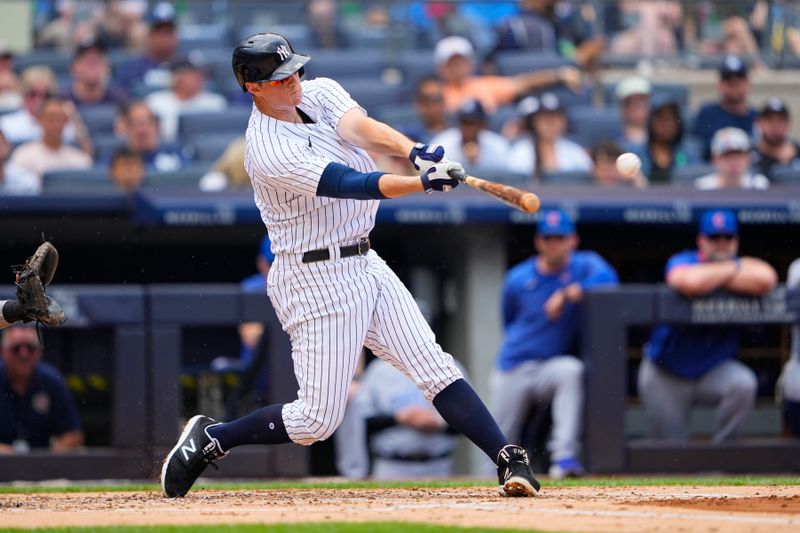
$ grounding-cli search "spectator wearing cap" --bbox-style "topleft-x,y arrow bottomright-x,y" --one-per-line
114,2 -> 179,91
398,77 -> 450,145
435,35 -> 582,114
145,54 -> 227,143
591,140 -> 647,188
752,98 -> 800,179
0,324 -> 84,452
9,96 -> 92,184
695,127 -> 769,190
429,99 -> 510,171
491,208 -> 618,479
61,37 -> 128,109
640,209 -> 776,442
0,42 -> 21,113
633,99 -> 700,184
0,66 -> 79,145
615,76 -> 652,150
489,0 -> 605,68
692,55 -> 757,161
0,130 -> 38,195
108,146 -> 145,193
508,93 -> 592,180
115,100 -> 187,173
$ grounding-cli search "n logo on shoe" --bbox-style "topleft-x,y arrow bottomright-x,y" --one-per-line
181,438 -> 196,461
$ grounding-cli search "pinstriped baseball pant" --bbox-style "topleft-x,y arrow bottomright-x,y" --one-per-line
268,249 -> 463,445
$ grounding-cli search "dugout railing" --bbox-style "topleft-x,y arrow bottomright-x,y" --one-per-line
582,285 -> 800,473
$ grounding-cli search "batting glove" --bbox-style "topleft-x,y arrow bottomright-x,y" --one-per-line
409,143 -> 445,173
421,162 -> 465,193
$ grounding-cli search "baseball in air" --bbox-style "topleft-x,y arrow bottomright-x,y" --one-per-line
616,152 -> 641,177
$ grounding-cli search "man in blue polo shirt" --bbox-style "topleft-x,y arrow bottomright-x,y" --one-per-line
0,324 -> 82,452
692,55 -> 757,161
490,209 -> 618,479
640,209 -> 777,442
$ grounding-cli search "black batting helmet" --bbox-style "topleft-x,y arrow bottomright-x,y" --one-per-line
232,33 -> 310,92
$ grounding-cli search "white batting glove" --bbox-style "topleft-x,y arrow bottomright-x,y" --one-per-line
420,161 -> 465,193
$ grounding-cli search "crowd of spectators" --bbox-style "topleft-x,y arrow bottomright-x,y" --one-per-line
0,1 -> 799,195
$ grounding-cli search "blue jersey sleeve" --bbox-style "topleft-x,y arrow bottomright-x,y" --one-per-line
664,251 -> 699,279
501,271 -> 520,329
576,252 -> 619,290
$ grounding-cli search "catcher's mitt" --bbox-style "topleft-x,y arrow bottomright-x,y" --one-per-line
14,242 -> 66,326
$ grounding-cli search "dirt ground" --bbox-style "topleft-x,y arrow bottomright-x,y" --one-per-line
1,485 -> 799,532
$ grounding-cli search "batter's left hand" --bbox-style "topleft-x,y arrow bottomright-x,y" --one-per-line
421,162 -> 464,193
409,143 -> 445,173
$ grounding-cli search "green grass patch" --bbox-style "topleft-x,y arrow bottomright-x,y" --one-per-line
1,524 -> 543,533
0,475 -> 797,494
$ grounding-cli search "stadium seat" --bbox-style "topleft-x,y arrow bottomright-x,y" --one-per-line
394,50 -> 437,86
178,108 -> 251,143
566,106 -> 622,148
42,167 -> 116,194
14,50 -> 72,77
540,170 -> 592,184
80,104 -> 118,136
336,77 -> 407,114
91,136 -> 124,160
489,104 -> 519,134
179,24 -> 230,52
304,49 -> 387,80
671,164 -> 716,184
144,164 -> 211,188
192,133 -> 240,162
494,50 -> 576,76
464,166 -> 530,186
374,103 -> 417,129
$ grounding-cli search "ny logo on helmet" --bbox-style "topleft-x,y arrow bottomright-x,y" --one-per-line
277,45 -> 291,61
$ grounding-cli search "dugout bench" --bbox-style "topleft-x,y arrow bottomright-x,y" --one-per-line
582,285 -> 800,473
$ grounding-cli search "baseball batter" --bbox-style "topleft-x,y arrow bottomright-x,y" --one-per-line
161,33 -> 540,498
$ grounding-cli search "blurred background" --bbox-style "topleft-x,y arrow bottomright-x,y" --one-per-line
0,0 -> 799,481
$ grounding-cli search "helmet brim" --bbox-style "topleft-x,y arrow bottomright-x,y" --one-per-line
265,53 -> 310,81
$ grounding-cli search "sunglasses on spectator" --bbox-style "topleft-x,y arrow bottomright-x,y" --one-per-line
6,343 -> 39,355
25,90 -> 52,98
706,234 -> 736,242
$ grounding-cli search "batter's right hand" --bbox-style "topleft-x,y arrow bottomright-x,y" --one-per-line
409,142 -> 445,172
421,162 -> 464,193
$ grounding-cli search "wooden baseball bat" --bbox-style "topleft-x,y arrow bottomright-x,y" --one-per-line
449,169 -> 541,213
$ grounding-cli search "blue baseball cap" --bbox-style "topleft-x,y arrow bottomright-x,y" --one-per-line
537,208 -> 575,236
699,209 -> 738,236
258,234 -> 275,262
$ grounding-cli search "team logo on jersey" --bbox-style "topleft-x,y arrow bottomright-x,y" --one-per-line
276,45 -> 291,61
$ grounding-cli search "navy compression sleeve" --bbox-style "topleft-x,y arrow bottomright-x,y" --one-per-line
316,162 -> 387,200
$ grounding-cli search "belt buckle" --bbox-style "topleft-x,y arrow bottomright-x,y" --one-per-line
357,238 -> 369,255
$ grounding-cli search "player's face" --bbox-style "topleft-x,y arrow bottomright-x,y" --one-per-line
698,234 -> 739,261
757,113 -> 789,145
535,234 -> 577,266
249,72 -> 302,107
1,328 -> 42,379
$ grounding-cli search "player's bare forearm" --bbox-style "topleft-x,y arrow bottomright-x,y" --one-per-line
51,431 -> 84,452
667,261 -> 739,297
338,108 -> 415,158
724,257 -> 778,295
378,173 -> 425,198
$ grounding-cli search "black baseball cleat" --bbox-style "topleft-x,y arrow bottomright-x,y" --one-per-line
161,415 -> 227,498
496,445 -> 541,497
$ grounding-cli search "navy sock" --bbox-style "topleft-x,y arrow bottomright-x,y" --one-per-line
207,403 -> 291,451
432,378 -> 508,463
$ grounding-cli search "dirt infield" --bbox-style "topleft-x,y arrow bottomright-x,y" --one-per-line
2,485 -> 799,532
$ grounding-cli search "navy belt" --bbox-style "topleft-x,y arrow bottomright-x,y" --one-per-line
302,238 -> 370,263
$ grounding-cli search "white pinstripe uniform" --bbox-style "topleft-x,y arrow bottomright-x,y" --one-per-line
244,77 -> 463,445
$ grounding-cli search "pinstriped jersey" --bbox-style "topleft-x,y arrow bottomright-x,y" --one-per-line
244,77 -> 379,254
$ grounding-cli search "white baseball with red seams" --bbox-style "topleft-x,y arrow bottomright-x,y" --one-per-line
244,77 -> 463,445
616,152 -> 642,177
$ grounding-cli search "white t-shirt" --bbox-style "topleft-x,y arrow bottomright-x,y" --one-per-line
507,136 -> 593,175
9,141 -> 92,180
0,161 -> 40,195
694,172 -> 770,190
0,109 -> 77,144
429,127 -> 511,171
146,90 -> 228,143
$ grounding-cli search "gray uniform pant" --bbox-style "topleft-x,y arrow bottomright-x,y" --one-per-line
489,356 -> 583,462
637,358 -> 757,442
